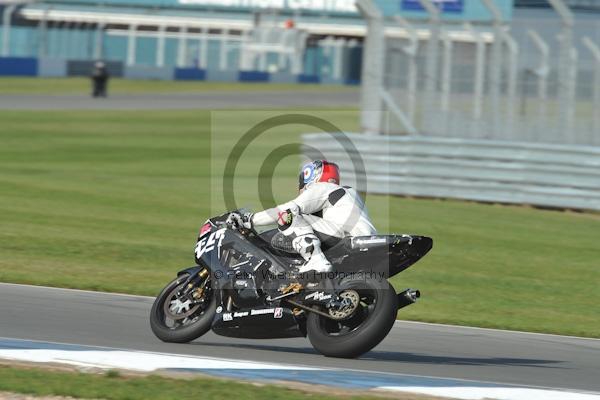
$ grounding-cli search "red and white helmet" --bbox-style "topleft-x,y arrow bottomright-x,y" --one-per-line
298,160 -> 340,190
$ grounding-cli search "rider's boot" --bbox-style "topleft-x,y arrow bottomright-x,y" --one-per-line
292,233 -> 332,277
289,234 -> 349,309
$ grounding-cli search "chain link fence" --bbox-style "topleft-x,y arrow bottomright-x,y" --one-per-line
381,15 -> 600,146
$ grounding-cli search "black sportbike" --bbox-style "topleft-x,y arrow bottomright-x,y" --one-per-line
150,211 -> 432,358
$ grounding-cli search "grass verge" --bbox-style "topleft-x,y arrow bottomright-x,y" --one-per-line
0,77 -> 355,95
0,109 -> 598,337
0,364 -> 401,400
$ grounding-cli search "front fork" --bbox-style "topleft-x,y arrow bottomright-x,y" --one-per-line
177,268 -> 210,301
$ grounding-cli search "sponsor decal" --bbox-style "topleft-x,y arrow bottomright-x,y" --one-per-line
216,306 -> 223,313
195,228 -> 226,259
354,236 -> 386,246
250,308 -> 275,316
274,307 -> 283,319
223,311 -> 249,320
305,291 -> 332,301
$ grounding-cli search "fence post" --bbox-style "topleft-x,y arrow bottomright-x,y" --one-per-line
93,21 -> 105,60
332,38 -> 345,81
176,26 -> 188,68
546,0 -> 575,142
258,28 -> 268,72
566,46 -> 578,144
219,29 -> 229,71
480,0 -> 505,139
472,28 -> 486,122
2,4 -> 16,57
126,24 -> 137,66
394,15 -> 419,126
418,0 -> 441,134
441,31 -> 453,129
582,37 -> 600,143
156,25 -> 166,67
200,28 -> 208,69
356,0 -> 385,135
37,7 -> 50,58
527,29 -> 549,142
501,30 -> 519,140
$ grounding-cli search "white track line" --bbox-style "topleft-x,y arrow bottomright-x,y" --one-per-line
1,337 -> 598,400
2,282 -> 598,341
0,337 -> 318,371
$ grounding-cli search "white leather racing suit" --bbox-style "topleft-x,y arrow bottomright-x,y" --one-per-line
251,182 -> 377,273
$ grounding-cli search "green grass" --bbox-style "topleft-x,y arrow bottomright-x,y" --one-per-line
0,109 -> 599,337
0,77 -> 354,95
0,365 -> 385,400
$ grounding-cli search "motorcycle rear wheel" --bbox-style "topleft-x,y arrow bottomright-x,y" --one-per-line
150,273 -> 216,343
306,276 -> 398,358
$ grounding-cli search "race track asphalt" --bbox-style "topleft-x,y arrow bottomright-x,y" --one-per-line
0,90 -> 359,110
0,283 -> 598,393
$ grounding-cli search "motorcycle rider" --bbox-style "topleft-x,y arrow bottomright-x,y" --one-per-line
227,160 -> 376,278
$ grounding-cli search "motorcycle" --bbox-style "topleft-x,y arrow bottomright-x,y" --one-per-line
150,210 -> 432,358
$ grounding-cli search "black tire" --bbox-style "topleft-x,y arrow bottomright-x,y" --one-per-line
150,273 -> 216,343
306,277 -> 397,358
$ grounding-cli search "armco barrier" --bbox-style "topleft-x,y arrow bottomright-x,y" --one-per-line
66,60 -> 123,77
125,65 -> 173,80
174,68 -> 206,80
238,70 -> 269,82
269,72 -> 295,84
205,69 -> 237,82
0,55 -> 360,85
38,58 -> 67,77
298,74 -> 320,84
302,133 -> 600,211
0,57 -> 37,76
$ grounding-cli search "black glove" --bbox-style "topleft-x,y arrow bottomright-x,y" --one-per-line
226,212 -> 253,230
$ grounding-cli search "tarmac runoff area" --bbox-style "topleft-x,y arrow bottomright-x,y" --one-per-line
0,283 -> 599,400
0,90 -> 359,110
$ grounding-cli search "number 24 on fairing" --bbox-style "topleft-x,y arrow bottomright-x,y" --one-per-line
195,228 -> 225,259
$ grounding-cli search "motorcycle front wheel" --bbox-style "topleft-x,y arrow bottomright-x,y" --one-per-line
306,276 -> 398,358
150,272 -> 216,343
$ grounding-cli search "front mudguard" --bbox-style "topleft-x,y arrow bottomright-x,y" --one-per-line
177,265 -> 204,277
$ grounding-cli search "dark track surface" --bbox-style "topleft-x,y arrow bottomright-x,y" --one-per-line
1,283 -> 599,392
0,90 -> 359,110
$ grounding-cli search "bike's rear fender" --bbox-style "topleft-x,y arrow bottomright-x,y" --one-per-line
330,235 -> 433,278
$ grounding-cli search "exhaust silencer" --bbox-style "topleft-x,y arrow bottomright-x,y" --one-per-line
397,289 -> 420,309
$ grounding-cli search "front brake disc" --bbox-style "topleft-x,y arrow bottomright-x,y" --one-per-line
163,285 -> 201,320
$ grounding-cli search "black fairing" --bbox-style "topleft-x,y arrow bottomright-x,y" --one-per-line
255,229 -> 433,278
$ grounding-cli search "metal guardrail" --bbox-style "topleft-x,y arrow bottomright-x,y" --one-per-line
302,132 -> 600,211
